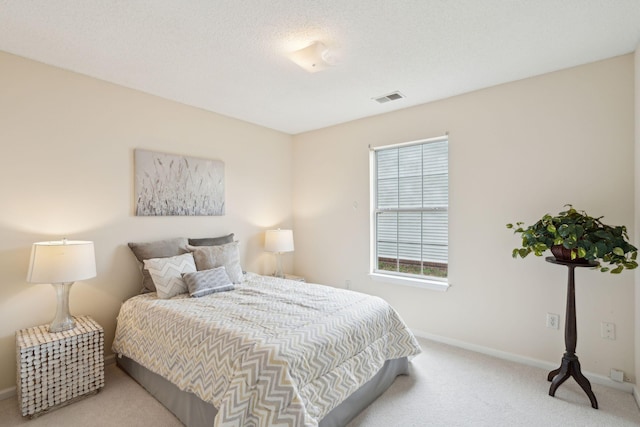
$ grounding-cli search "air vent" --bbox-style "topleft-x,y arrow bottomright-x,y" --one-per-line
373,91 -> 406,104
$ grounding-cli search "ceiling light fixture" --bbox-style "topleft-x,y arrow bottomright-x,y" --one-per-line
289,41 -> 334,73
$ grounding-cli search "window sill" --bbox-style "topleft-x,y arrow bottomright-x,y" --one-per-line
369,272 -> 450,292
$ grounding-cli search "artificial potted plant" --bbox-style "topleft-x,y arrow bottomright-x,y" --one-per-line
506,205 -> 638,273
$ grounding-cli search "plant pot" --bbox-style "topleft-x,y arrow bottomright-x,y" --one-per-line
550,245 -> 589,264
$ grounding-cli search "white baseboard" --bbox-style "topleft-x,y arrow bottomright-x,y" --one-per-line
0,353 -> 117,401
633,386 -> 640,409
0,386 -> 16,401
412,329 -> 635,393
105,353 -> 116,365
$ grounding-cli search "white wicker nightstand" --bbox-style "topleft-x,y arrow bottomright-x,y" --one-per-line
15,315 -> 105,418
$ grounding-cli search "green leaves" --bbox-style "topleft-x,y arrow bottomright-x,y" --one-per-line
577,247 -> 587,258
558,224 -> 570,237
512,248 -> 531,259
611,265 -> 624,274
506,222 -> 524,233
506,205 -> 638,274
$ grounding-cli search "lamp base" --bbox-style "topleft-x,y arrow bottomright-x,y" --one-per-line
274,253 -> 285,278
49,282 -> 76,333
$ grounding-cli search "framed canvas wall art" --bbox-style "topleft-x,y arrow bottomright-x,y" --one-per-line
134,149 -> 225,216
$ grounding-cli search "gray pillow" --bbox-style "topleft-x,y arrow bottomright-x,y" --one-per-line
188,233 -> 234,247
128,237 -> 189,293
187,241 -> 244,284
183,266 -> 234,297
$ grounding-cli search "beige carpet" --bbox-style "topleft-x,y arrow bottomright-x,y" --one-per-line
1,338 -> 639,426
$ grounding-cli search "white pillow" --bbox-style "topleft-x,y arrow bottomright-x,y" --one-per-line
182,266 -> 234,297
144,253 -> 196,299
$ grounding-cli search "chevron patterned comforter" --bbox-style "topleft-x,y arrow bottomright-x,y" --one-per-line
112,273 -> 421,427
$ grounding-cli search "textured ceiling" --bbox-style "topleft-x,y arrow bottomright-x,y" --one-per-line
1,1 -> 639,134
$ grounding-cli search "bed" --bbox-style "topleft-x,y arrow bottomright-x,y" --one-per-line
112,272 -> 420,427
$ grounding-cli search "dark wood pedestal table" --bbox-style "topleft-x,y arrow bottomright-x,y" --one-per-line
545,256 -> 599,409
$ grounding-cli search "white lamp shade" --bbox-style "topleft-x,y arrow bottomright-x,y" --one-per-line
264,229 -> 294,253
27,240 -> 96,284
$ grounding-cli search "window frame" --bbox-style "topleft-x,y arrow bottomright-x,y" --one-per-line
369,135 -> 450,292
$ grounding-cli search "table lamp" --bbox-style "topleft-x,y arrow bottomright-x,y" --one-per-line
264,229 -> 294,278
26,239 -> 96,332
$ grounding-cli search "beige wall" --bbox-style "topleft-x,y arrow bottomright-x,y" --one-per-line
0,49 -> 636,394
293,55 -> 636,381
0,52 -> 293,391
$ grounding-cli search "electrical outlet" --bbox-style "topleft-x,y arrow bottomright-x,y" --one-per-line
601,322 -> 616,340
546,313 -> 560,330
345,280 -> 351,289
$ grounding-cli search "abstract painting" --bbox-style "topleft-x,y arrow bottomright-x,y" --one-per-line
135,149 -> 225,216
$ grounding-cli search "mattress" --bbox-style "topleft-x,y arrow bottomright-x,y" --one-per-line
113,273 -> 421,426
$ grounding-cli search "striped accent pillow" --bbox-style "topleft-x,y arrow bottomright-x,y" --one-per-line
144,253 -> 196,299
183,266 -> 234,297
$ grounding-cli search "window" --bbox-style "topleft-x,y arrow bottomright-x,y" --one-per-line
371,136 -> 448,287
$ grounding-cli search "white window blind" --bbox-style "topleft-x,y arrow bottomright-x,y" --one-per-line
373,137 -> 448,280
